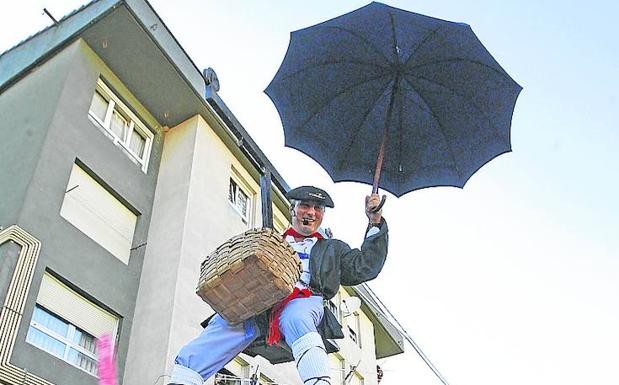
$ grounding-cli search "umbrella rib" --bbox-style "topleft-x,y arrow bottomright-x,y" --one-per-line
396,82 -> 406,192
400,76 -> 463,179
292,72 -> 392,133
388,10 -> 399,64
403,72 -> 511,148
402,25 -> 444,67
273,60 -> 388,83
408,58 -> 510,79
319,25 -> 393,66
333,77 -> 395,174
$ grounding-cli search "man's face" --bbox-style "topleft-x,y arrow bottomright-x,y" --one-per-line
291,200 -> 325,236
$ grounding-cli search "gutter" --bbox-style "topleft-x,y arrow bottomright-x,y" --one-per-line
0,0 -> 121,94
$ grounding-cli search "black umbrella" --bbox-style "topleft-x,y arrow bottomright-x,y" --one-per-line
266,2 -> 521,203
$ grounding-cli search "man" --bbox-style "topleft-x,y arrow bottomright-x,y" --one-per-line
169,186 -> 388,385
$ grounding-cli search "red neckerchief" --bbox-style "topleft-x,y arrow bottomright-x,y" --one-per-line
282,227 -> 324,240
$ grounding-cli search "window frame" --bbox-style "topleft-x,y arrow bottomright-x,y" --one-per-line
272,206 -> 288,234
347,324 -> 358,345
259,373 -> 274,385
353,312 -> 362,348
347,312 -> 362,348
228,176 -> 253,226
27,305 -> 98,376
351,371 -> 365,385
331,353 -> 346,385
88,79 -> 154,173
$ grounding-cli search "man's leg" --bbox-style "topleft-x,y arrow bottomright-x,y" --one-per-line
279,296 -> 331,385
170,315 -> 258,385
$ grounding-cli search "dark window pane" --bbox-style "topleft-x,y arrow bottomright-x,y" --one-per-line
72,328 -> 97,354
229,179 -> 237,203
68,348 -> 97,375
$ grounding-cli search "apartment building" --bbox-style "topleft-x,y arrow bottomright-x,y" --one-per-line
0,1 -> 404,384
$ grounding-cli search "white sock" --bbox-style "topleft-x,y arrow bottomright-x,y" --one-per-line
169,364 -> 204,385
291,332 -> 331,385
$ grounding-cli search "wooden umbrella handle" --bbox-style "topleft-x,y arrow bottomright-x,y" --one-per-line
372,138 -> 385,194
370,195 -> 387,213
371,140 -> 387,213
371,78 -> 398,213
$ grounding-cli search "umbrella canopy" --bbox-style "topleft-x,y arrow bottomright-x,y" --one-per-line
265,2 -> 522,197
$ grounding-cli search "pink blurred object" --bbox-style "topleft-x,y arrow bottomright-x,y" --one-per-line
97,333 -> 118,385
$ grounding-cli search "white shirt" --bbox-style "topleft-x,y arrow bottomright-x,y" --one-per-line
285,235 -> 318,290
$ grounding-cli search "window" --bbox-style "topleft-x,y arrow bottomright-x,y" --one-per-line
27,306 -> 98,375
27,273 -> 119,376
348,325 -> 358,344
328,300 -> 338,318
60,163 -> 137,264
234,357 -> 250,379
350,371 -> 364,385
214,370 -> 242,385
347,313 -> 362,348
272,206 -> 288,234
330,354 -> 345,385
88,79 -> 153,172
229,178 -> 252,224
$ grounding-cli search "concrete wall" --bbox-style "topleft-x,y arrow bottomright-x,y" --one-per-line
0,37 -> 71,225
338,289 -> 379,385
122,114 -> 199,385
1,39 -> 163,385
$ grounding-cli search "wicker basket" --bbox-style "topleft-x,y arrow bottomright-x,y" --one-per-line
196,228 -> 301,324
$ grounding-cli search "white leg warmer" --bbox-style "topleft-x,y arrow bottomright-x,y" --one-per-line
291,332 -> 331,385
169,364 -> 204,385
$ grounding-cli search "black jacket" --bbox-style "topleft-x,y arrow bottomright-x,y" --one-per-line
308,218 -> 389,300
243,218 -> 389,364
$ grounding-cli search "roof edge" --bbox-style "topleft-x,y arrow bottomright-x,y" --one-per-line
0,0 -> 291,197
0,0 -> 122,93
124,0 -> 291,195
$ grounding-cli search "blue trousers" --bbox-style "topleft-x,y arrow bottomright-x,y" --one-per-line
173,295 -> 324,382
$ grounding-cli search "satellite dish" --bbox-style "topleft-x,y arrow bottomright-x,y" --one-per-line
341,296 -> 361,316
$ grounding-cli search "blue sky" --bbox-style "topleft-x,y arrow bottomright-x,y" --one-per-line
1,1 -> 618,385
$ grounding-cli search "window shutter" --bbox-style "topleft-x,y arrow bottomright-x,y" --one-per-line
36,273 -> 118,338
60,164 -> 137,264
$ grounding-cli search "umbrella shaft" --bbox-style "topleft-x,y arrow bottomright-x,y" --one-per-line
372,142 -> 385,194
372,78 -> 399,194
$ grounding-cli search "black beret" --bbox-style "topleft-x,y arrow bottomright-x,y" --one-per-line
285,186 -> 334,208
